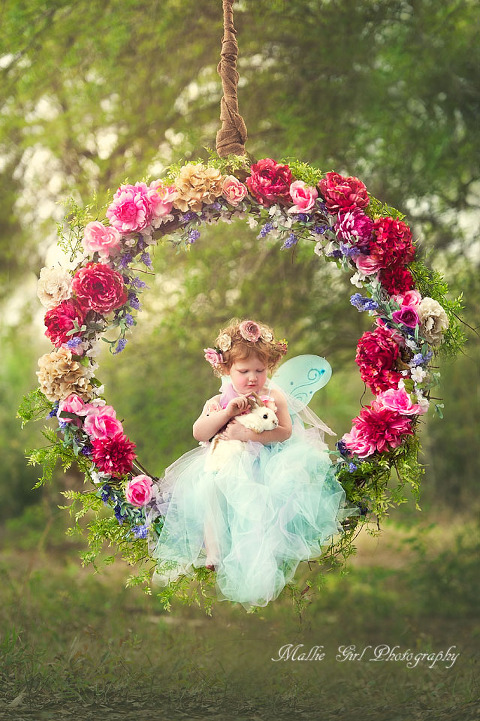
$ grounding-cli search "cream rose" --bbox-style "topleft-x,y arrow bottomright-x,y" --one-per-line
417,298 -> 449,345
37,267 -> 72,310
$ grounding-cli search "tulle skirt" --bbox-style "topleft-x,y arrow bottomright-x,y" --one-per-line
151,421 -> 348,608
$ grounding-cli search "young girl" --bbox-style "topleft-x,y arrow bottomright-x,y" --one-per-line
151,319 -> 348,608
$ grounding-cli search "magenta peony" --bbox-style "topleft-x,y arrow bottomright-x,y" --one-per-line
343,405 -> 414,458
125,474 -> 154,507
246,158 -> 293,206
318,172 -> 369,213
106,182 -> 153,233
72,262 -> 127,314
334,208 -> 373,246
91,431 -> 136,478
355,326 -> 403,394
44,299 -> 86,347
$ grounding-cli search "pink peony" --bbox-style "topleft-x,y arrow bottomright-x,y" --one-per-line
354,253 -> 383,276
106,182 -> 153,233
84,405 -> 124,439
83,221 -> 122,259
204,347 -> 224,368
393,289 -> 422,308
246,158 -> 293,206
147,181 -> 177,217
373,383 -> 425,416
288,180 -> 318,213
72,262 -> 127,314
239,320 -> 261,342
343,405 -> 414,458
125,474 -> 154,507
368,217 -> 415,269
334,208 -> 374,245
356,326 -> 403,394
392,305 -> 420,328
318,172 -> 369,213
44,299 -> 86,347
222,175 -> 248,206
91,431 -> 136,478
378,265 -> 415,295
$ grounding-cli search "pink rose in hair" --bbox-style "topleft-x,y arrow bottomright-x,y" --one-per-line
288,180 -> 318,213
83,221 -> 122,259
125,474 -> 154,507
239,320 -> 261,342
222,175 -> 248,206
204,348 -> 224,368
84,405 -> 124,439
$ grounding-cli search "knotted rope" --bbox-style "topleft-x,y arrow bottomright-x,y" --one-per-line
215,0 -> 247,157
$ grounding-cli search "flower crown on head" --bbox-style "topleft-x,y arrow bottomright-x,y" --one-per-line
204,320 -> 288,370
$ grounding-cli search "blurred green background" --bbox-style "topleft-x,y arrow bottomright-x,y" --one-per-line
1,1 -> 479,718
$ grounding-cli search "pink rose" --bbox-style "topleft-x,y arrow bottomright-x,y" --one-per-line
106,182 -> 153,233
58,393 -> 87,425
72,262 -> 127,314
288,180 -> 318,213
394,290 -> 422,308
392,305 -> 420,328
246,158 -> 293,206
44,299 -> 86,347
222,175 -> 248,205
147,181 -> 177,217
125,474 -> 154,507
84,405 -> 124,439
319,172 -> 369,213
239,320 -> 261,342
373,384 -> 424,416
354,253 -> 382,275
204,348 -> 224,368
83,221 -> 122,259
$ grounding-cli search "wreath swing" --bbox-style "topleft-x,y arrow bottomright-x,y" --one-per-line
19,0 -> 464,610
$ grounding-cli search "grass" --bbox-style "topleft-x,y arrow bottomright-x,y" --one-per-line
0,510 -> 478,720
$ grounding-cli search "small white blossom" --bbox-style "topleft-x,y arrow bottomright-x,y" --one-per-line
350,272 -> 366,288
247,216 -> 259,229
268,205 -> 279,217
415,390 -> 430,413
411,366 -> 427,383
314,241 -> 324,257
405,338 -> 419,351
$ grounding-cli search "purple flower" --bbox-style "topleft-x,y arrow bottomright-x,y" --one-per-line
336,439 -> 349,457
128,293 -> 141,310
335,208 -> 374,244
340,243 -> 361,258
182,211 -> 198,222
80,445 -> 93,456
297,213 -> 310,223
313,225 -> 328,235
114,504 -> 125,524
411,351 -> 433,367
259,222 -> 274,238
141,252 -> 152,267
66,337 -> 83,350
119,253 -> 133,269
137,237 -> 147,251
101,484 -> 111,504
125,313 -> 135,327
282,233 -> 298,249
188,229 -> 201,243
113,338 -> 127,354
348,463 -> 358,472
316,201 -> 328,213
48,402 -> 60,418
132,276 -> 147,289
350,293 -> 379,312
133,524 -> 148,539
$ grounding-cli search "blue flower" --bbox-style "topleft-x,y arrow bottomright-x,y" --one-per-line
188,229 -> 201,243
313,224 -> 328,235
348,463 -> 358,473
128,293 -> 141,310
282,233 -> 298,249
119,253 -> 133,268
101,485 -> 111,504
132,276 -> 147,289
48,402 -> 60,418
66,337 -> 82,350
113,338 -> 127,354
336,439 -> 349,457
259,222 -> 274,238
125,313 -> 135,327
133,524 -> 148,540
350,293 -> 379,312
114,504 -> 125,524
140,252 -> 152,267
182,211 -> 198,222
411,351 -> 433,366
341,243 -> 361,258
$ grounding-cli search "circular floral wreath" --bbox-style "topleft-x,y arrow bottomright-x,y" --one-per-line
20,152 -> 463,604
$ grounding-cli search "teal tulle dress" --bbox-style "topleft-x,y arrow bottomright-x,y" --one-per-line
150,379 -> 349,608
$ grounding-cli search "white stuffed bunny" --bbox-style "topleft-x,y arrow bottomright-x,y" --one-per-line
205,394 -> 279,472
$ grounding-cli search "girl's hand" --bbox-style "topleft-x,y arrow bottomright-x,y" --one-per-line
225,395 -> 250,418
218,420 -> 252,442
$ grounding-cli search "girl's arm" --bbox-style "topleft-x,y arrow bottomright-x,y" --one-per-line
219,389 -> 292,444
192,394 -> 253,442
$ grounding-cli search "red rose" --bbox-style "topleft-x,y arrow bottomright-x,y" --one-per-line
355,326 -> 403,394
44,299 -> 86,347
318,172 -> 369,213
246,158 -> 293,206
368,217 -> 415,269
378,265 -> 415,295
91,431 -> 136,478
72,262 -> 127,314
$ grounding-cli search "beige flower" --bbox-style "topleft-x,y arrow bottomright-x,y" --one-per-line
37,347 -> 94,402
37,266 -> 72,310
173,163 -> 224,213
217,333 -> 232,352
417,297 -> 449,345
260,327 -> 274,343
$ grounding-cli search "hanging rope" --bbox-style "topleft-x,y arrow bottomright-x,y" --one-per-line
216,0 -> 248,157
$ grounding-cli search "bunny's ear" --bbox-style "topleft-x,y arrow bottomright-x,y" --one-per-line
247,392 -> 264,407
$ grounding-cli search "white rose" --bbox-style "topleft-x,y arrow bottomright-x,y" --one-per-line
411,366 -> 426,383
417,298 -> 449,345
37,266 -> 72,310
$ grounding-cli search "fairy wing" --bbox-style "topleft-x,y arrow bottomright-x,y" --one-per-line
272,354 -> 332,410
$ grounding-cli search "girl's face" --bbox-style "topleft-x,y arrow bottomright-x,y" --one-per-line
229,353 -> 268,395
